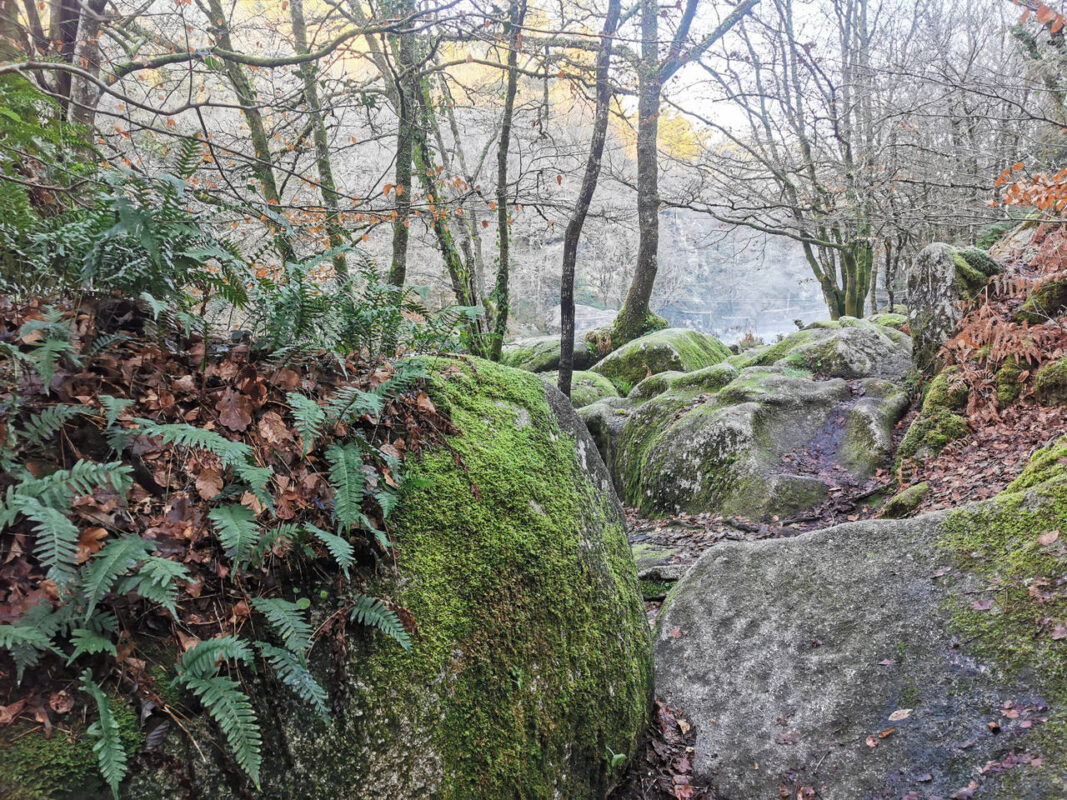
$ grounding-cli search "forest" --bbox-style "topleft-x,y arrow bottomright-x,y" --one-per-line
2,0 -> 1067,799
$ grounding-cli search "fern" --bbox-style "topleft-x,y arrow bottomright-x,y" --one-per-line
250,523 -> 298,565
98,395 -> 135,428
255,642 -> 329,721
177,636 -> 253,680
209,505 -> 261,568
81,536 -> 155,618
68,627 -> 118,663
349,594 -> 411,651
81,671 -> 128,799
10,459 -> 132,512
181,675 -> 262,786
286,391 -> 325,454
116,556 -> 190,618
19,498 -> 80,586
325,385 -> 383,424
326,443 -> 364,529
305,523 -> 353,578
251,597 -> 313,656
18,404 -> 90,448
0,621 -> 58,680
136,419 -> 252,465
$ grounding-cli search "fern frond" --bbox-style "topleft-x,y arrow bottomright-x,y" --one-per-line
15,460 -> 133,510
81,671 -> 128,799
255,642 -> 329,721
233,462 -> 274,509
374,487 -> 399,521
251,523 -> 298,565
29,337 -> 79,388
349,594 -> 411,651
87,333 -> 132,357
117,556 -> 190,617
98,395 -> 135,428
251,597 -> 313,655
325,385 -> 383,424
286,392 -> 325,454
208,505 -> 261,568
18,404 -> 91,448
0,622 -> 57,680
18,498 -> 80,586
305,523 -> 353,578
176,636 -> 254,680
81,535 -> 155,617
68,628 -> 118,663
181,675 -> 262,786
326,443 -> 364,530
136,420 -> 252,465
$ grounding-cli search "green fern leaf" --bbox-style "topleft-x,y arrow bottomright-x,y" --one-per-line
98,395 -> 136,428
117,556 -> 190,617
19,404 -> 91,448
0,622 -> 57,680
14,460 -> 132,514
251,523 -> 298,565
181,675 -> 262,786
286,392 -> 325,454
304,523 -> 353,578
136,420 -> 252,465
68,628 -> 118,663
18,498 -> 80,586
208,505 -> 261,568
81,671 -> 128,799
255,642 -> 329,721
251,597 -> 313,655
325,385 -> 383,424
176,636 -> 254,680
81,536 -> 155,617
349,594 -> 411,651
326,443 -> 364,529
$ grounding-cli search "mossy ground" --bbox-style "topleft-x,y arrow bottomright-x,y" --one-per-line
354,357 -> 653,799
939,473 -> 1067,794
0,696 -> 142,800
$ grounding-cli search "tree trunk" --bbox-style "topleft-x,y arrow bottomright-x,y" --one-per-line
558,0 -> 621,397
67,0 -> 107,128
290,0 -> 347,278
206,0 -> 295,264
487,0 -> 528,361
612,0 -> 662,345
387,0 -> 416,286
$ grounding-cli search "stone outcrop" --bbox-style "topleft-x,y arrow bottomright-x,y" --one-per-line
907,243 -> 1001,374
499,334 -> 596,373
589,328 -> 731,389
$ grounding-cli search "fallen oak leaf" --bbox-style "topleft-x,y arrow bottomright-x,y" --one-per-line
195,468 -> 224,501
216,387 -> 252,431
1037,530 -> 1060,547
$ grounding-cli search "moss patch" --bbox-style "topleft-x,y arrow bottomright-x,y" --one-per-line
1034,357 -> 1067,406
591,329 -> 729,387
881,482 -> 930,518
897,408 -> 970,465
1017,276 -> 1067,324
355,357 -> 653,799
921,367 -> 969,414
539,370 -> 619,408
1006,436 -> 1067,492
0,696 -> 143,800
940,477 -> 1067,790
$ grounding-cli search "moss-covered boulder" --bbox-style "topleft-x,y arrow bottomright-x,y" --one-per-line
539,369 -> 619,408
11,359 -> 653,800
589,328 -> 729,390
921,365 -> 969,414
897,407 -> 970,466
583,355 -> 909,520
1016,274 -> 1067,324
907,243 -> 1001,374
500,335 -> 596,373
881,481 -> 930,518
1033,356 -> 1067,406
735,317 -> 913,380
653,460 -> 1067,799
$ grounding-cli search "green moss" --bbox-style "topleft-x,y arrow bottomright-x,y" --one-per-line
951,250 -> 991,296
869,313 -> 907,330
1006,436 -> 1067,492
1017,275 -> 1067,324
354,357 -> 653,799
591,329 -> 729,387
881,482 -> 930,518
737,330 -> 817,369
940,478 -> 1067,787
1034,357 -> 1067,406
0,696 -> 143,800
539,370 -> 619,408
995,357 -> 1023,407
897,408 -> 970,465
921,367 -> 968,414
639,579 -> 672,600
956,246 -> 1001,277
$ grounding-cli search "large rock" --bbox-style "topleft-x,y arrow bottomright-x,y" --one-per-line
655,474 -> 1067,799
539,369 -> 620,408
907,243 -> 1000,374
590,328 -> 730,389
2,360 -> 653,800
581,320 -> 911,520
500,334 -> 596,373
